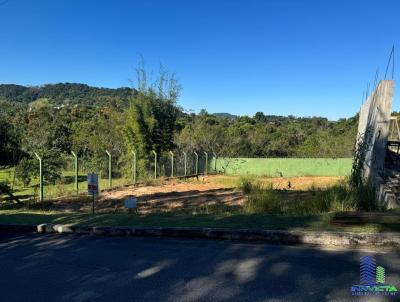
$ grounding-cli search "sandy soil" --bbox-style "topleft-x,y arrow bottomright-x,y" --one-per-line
98,179 -> 244,214
256,176 -> 344,190
47,175 -> 343,214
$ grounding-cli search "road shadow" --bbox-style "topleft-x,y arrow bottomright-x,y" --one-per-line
0,232 -> 398,301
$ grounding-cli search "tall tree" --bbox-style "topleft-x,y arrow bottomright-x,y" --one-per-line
124,63 -> 181,174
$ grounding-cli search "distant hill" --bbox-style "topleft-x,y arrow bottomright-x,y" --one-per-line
0,83 -> 135,107
212,112 -> 239,119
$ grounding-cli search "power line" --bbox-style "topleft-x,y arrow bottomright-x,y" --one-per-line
384,46 -> 395,80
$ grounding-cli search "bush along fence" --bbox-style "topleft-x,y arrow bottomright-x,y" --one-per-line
22,150 -> 216,202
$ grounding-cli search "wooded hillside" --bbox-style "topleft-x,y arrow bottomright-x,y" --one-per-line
0,80 -> 357,185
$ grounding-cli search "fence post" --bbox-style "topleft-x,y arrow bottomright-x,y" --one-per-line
131,150 -> 136,185
34,152 -> 43,202
213,152 -> 217,172
194,151 -> 198,175
169,151 -> 174,178
71,151 -> 78,194
105,150 -> 112,188
152,150 -> 157,179
203,151 -> 208,175
183,151 -> 187,177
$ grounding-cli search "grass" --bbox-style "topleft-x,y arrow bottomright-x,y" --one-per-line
0,167 -> 134,200
211,174 -> 344,191
1,166 -> 344,201
0,209 -> 399,233
236,176 -> 380,215
1,169 -> 393,233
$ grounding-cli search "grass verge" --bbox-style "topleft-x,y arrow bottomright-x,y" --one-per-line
0,209 -> 399,233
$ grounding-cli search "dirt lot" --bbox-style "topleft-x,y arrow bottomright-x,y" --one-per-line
43,175 -> 343,214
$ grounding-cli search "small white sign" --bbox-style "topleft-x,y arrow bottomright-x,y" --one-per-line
87,173 -> 99,196
124,197 -> 137,209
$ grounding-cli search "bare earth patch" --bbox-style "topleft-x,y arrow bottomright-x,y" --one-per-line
99,178 -> 244,214
45,175 -> 343,214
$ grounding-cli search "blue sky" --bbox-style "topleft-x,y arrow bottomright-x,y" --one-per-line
0,0 -> 399,120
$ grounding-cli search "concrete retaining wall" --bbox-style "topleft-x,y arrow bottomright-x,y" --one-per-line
1,223 -> 400,247
357,80 -> 394,181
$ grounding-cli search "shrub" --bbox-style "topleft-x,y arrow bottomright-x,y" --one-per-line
308,181 -> 378,212
240,177 -> 379,215
15,158 -> 35,187
37,150 -> 64,184
143,176 -> 165,186
237,176 -> 259,193
353,182 -> 379,211
243,182 -> 282,214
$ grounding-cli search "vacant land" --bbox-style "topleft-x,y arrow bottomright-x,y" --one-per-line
1,175 -> 399,233
3,175 -> 343,213
0,157 -> 351,201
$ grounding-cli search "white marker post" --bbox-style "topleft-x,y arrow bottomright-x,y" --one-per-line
87,173 -> 99,215
124,196 -> 137,214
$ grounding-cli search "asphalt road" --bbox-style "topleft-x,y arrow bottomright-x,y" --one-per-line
0,232 -> 399,302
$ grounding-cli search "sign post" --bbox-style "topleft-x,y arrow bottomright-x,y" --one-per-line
87,173 -> 99,215
124,196 -> 137,213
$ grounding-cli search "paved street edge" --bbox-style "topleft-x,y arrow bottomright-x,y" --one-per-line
1,223 -> 400,247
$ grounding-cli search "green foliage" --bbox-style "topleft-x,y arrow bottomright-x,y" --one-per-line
0,63 -> 358,185
31,150 -> 64,184
0,181 -> 11,194
176,112 -> 357,158
124,63 -> 181,174
350,127 -> 373,187
0,83 -> 134,107
71,105 -> 125,174
243,183 -> 281,214
241,178 -> 379,215
15,158 -> 35,187
352,183 -> 379,211
237,176 -> 258,194
0,100 -> 26,165
299,181 -> 379,213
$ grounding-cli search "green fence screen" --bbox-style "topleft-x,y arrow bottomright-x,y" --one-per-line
210,158 -> 352,177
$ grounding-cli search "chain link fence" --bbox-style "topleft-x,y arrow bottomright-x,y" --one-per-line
2,151 -> 353,203
0,150 -> 215,203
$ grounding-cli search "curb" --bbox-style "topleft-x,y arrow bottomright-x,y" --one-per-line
1,223 -> 400,247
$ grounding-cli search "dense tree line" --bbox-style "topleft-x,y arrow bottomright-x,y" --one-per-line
177,111 -> 357,158
0,73 -> 357,185
0,83 -> 134,107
